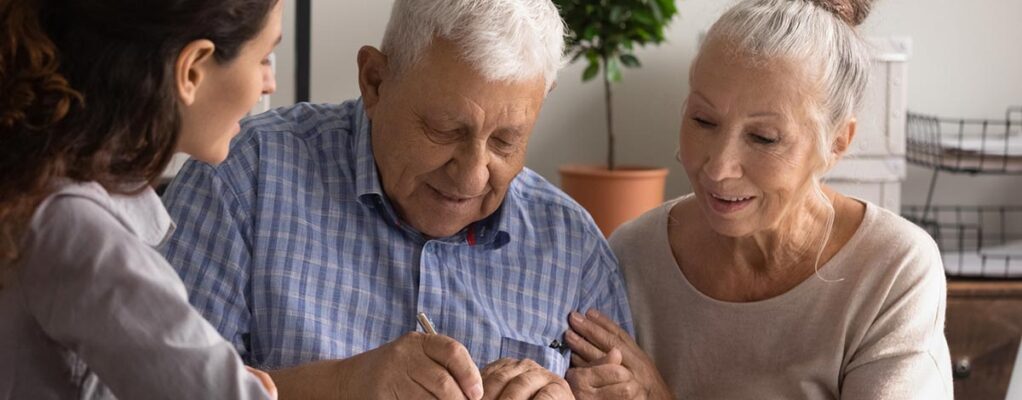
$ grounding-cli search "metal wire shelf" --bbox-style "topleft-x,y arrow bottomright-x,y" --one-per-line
903,205 -> 1022,278
906,107 -> 1022,175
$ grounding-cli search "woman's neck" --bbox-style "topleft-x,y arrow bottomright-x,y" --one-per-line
720,190 -> 835,275
671,188 -> 861,302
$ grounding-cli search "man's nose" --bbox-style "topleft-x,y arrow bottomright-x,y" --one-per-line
447,140 -> 490,195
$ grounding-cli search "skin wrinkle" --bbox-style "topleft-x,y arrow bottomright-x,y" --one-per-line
672,37 -> 858,302
361,37 -> 545,238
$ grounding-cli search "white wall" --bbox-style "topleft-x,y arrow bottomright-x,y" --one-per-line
280,0 -> 1022,208
269,0 -> 296,109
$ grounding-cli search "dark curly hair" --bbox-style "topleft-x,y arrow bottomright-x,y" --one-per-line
0,0 -> 278,278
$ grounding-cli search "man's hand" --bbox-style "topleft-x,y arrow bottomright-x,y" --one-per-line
480,358 -> 573,400
271,332 -> 483,399
355,332 -> 484,399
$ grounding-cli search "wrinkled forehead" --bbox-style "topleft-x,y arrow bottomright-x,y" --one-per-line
396,41 -> 546,119
689,38 -> 822,110
693,37 -> 818,80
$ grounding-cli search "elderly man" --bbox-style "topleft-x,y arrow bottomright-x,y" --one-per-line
160,0 -> 632,398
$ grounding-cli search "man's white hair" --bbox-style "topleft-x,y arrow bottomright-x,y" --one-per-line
380,0 -> 565,90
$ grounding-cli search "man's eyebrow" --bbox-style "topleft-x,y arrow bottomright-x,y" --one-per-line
420,107 -> 469,123
494,126 -> 529,140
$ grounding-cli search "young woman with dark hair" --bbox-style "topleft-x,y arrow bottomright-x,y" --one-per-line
0,0 -> 283,397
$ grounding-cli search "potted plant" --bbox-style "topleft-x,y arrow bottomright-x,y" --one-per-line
554,0 -> 678,236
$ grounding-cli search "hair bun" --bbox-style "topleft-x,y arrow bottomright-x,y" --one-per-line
809,0 -> 874,26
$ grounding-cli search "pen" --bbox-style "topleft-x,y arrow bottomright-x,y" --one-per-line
417,312 -> 437,334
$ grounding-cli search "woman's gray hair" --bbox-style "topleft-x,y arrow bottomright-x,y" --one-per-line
704,0 -> 874,167
695,0 -> 875,282
380,0 -> 565,91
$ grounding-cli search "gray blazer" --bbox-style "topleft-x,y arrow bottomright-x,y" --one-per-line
0,181 -> 270,399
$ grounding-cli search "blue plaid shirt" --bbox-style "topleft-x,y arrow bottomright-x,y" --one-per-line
160,99 -> 633,376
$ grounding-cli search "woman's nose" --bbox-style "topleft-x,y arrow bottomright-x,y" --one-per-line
262,68 -> 277,95
702,138 -> 744,182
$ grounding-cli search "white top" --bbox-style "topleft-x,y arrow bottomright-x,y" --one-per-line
609,197 -> 953,399
0,182 -> 270,399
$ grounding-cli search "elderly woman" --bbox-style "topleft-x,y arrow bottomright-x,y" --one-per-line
562,0 -> 954,399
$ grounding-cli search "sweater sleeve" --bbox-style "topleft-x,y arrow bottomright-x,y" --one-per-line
839,233 -> 954,400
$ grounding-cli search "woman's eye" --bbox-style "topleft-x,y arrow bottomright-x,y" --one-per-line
692,117 -> 716,128
750,133 -> 779,145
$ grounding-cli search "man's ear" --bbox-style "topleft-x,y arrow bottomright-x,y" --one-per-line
831,118 -> 857,162
176,39 -> 217,106
357,46 -> 389,119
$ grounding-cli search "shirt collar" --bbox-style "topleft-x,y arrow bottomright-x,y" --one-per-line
349,99 -> 511,249
350,99 -> 405,230
472,190 -> 513,248
352,99 -> 384,202
51,181 -> 175,247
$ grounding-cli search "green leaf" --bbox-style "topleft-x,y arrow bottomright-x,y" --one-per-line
609,6 -> 622,23
632,27 -> 653,42
658,0 -> 679,17
619,54 -> 641,68
632,9 -> 655,27
582,61 -> 600,81
557,0 -> 682,81
606,57 -> 622,82
650,1 -> 664,23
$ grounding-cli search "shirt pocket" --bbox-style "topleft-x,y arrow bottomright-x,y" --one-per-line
498,336 -> 570,376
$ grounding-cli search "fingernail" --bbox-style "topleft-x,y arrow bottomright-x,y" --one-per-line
565,329 -> 580,342
585,308 -> 599,318
570,312 -> 584,325
468,383 -> 483,400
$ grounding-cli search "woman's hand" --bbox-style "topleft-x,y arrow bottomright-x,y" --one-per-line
564,309 -> 673,400
245,366 -> 278,400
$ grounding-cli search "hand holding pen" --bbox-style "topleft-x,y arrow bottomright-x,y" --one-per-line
418,312 -> 573,400
324,312 -> 482,399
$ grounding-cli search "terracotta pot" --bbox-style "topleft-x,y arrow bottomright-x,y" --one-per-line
559,164 -> 669,237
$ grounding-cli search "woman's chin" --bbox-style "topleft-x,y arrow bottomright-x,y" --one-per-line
186,144 -> 230,166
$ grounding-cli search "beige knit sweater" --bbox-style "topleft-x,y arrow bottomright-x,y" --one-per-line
609,198 -> 954,399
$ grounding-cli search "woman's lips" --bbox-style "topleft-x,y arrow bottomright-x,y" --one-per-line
707,191 -> 756,214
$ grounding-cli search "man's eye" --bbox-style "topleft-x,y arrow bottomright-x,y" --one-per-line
491,138 -> 516,154
425,127 -> 462,144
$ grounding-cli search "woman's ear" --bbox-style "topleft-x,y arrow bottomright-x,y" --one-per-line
175,39 -> 217,106
357,46 -> 389,119
831,118 -> 858,162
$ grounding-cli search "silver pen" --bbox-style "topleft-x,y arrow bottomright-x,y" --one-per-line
416,312 -> 437,335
